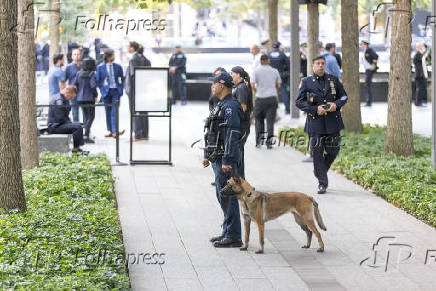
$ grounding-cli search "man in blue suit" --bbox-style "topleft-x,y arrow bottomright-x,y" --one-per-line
96,49 -> 125,137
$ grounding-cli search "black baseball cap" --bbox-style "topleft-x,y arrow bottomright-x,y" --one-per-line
272,41 -> 281,49
208,71 -> 233,88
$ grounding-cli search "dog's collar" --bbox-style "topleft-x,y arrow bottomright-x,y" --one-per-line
247,187 -> 255,197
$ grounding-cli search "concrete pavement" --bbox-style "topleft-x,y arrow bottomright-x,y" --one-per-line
107,103 -> 436,291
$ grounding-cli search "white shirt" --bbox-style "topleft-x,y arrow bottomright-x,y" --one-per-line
106,63 -> 117,88
360,52 -> 372,70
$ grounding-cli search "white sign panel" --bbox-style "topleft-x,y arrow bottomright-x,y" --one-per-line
134,68 -> 168,112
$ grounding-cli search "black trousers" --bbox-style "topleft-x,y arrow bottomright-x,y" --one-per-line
77,101 -> 95,137
237,124 -> 250,179
133,114 -> 149,139
49,122 -> 84,148
415,77 -> 428,105
254,97 -> 278,145
310,133 -> 341,187
365,69 -> 374,105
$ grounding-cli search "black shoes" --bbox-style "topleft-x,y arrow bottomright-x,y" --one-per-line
213,237 -> 243,248
84,138 -> 95,144
364,103 -> 372,107
72,149 -> 90,156
211,182 -> 216,187
317,185 -> 327,194
209,235 -> 223,243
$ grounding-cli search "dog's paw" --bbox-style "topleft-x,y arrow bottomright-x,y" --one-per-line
317,247 -> 324,253
240,247 -> 248,251
301,245 -> 310,249
255,249 -> 264,254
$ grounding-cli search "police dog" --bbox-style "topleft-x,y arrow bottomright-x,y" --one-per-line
221,173 -> 327,254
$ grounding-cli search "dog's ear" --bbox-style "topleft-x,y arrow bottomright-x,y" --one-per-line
232,172 -> 241,184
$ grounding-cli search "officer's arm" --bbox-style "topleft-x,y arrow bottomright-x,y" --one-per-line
222,104 -> 241,165
296,79 -> 318,115
58,70 -> 66,90
334,78 -> 348,110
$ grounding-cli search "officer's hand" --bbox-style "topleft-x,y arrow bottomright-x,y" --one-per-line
169,67 -> 176,73
202,159 -> 210,168
370,64 -> 376,71
222,164 -> 232,172
317,105 -> 326,115
327,102 -> 337,112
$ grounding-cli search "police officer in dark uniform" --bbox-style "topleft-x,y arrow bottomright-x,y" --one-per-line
47,85 -> 88,154
300,42 -> 308,78
202,72 -> 242,248
230,66 -> 253,179
360,40 -> 378,106
296,55 -> 348,194
169,45 -> 187,105
268,41 -> 290,114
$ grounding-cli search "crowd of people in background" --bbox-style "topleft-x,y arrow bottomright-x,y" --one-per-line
44,39 -> 174,154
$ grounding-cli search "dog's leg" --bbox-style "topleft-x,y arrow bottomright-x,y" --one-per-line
240,214 -> 251,251
255,222 -> 265,254
302,212 -> 324,252
292,212 -> 312,248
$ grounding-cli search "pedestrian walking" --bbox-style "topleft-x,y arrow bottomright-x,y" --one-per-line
413,43 -> 428,107
251,55 -> 281,149
296,55 -> 348,194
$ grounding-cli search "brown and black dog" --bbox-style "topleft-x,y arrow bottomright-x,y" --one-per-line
221,173 -> 327,254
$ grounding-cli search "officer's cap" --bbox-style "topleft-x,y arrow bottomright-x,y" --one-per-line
261,39 -> 270,45
100,43 -> 109,49
209,72 -> 233,88
360,40 -> 369,45
175,44 -> 182,48
272,41 -> 281,49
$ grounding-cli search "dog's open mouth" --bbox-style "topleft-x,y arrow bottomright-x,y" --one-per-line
220,183 -> 236,196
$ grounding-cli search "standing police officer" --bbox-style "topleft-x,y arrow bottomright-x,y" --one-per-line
230,66 -> 253,179
202,72 -> 243,248
268,41 -> 290,114
296,55 -> 348,194
169,45 -> 187,105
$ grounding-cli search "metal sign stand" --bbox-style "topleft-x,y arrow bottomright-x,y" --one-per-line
129,67 -> 172,165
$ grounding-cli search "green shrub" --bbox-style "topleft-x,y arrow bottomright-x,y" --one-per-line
278,125 -> 436,227
0,153 -> 129,290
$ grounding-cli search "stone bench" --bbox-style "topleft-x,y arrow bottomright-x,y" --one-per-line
38,134 -> 72,153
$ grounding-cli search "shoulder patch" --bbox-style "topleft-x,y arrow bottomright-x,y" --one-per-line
55,99 -> 64,106
225,107 -> 232,117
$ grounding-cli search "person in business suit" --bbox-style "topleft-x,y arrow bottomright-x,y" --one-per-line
360,40 -> 378,106
96,49 -> 125,138
126,42 -> 152,141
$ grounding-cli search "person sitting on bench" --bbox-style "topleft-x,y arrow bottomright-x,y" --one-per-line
47,85 -> 88,154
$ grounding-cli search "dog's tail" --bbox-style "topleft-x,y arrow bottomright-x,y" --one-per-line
311,198 -> 327,231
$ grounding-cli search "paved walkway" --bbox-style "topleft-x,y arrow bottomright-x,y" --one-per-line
35,82 -> 435,289
105,103 -> 436,291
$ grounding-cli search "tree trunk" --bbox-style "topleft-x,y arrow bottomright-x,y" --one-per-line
18,0 -> 39,169
385,0 -> 414,156
307,3 -> 319,75
268,0 -> 278,42
341,0 -> 362,133
48,0 -> 60,69
0,0 -> 27,213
